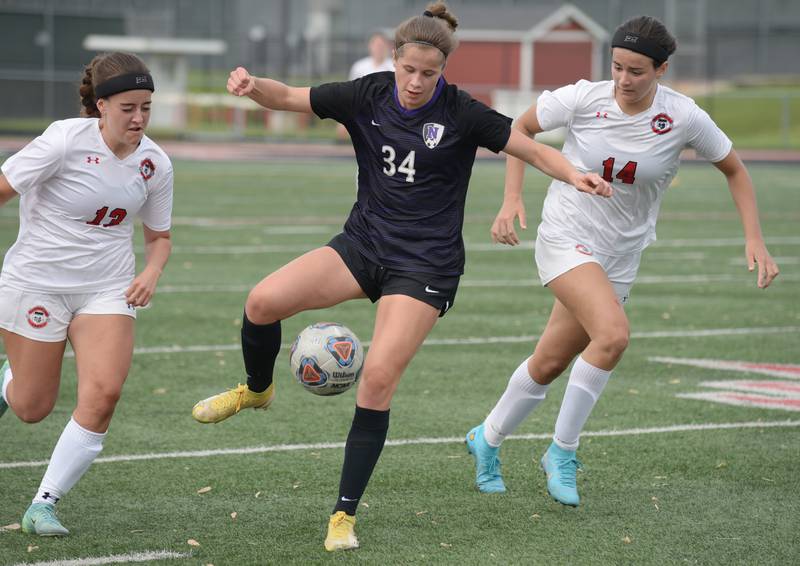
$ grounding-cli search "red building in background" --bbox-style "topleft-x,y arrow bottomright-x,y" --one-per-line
443,4 -> 608,110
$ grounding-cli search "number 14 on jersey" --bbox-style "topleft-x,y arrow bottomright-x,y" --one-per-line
601,157 -> 638,184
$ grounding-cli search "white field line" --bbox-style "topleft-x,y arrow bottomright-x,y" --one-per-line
2,326 -> 798,362
112,236 -> 800,256
3,237 -> 800,257
10,551 -> 190,566
155,273 -> 800,294
730,256 -> 800,266
649,356 -> 800,379
697,380 -> 800,396
676,392 -> 800,412
465,236 -> 800,252
2,420 -> 798,471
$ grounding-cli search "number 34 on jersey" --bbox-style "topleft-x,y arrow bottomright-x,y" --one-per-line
382,145 -> 416,183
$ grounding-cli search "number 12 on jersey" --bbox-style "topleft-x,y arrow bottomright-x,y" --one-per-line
601,157 -> 637,184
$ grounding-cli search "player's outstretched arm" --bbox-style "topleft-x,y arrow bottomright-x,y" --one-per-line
0,175 -> 18,208
227,66 -> 312,114
503,129 -> 611,200
713,149 -> 779,289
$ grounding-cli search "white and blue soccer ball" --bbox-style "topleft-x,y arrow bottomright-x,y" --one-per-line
289,322 -> 364,396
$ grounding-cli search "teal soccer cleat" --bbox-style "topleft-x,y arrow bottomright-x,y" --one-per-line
22,503 -> 69,536
541,441 -> 582,506
465,424 -> 507,493
0,359 -> 9,418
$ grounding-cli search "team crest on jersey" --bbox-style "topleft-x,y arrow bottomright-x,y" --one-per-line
27,306 -> 50,329
139,158 -> 156,180
651,113 -> 673,135
422,122 -> 445,149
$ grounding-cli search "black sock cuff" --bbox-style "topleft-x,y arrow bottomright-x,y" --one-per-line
242,311 -> 281,336
352,405 -> 390,431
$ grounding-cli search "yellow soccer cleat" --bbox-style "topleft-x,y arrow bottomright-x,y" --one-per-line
324,511 -> 359,551
192,383 -> 274,424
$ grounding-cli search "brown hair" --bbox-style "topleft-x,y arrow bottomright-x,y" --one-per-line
79,52 -> 150,117
615,16 -> 677,67
395,2 -> 459,60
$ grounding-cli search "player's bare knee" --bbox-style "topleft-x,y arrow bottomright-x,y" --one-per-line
80,383 -> 122,414
596,327 -> 630,361
96,388 -> 122,413
359,367 -> 398,402
244,291 -> 279,324
15,398 -> 55,423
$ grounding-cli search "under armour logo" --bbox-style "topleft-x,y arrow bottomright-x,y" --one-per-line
86,156 -> 100,164
42,492 -> 60,503
624,35 -> 639,43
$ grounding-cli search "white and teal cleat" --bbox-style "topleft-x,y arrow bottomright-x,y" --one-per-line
541,441 -> 582,507
22,503 -> 69,536
465,423 -> 507,493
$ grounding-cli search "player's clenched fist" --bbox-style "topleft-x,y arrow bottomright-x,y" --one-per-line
228,66 -> 255,96
573,172 -> 613,198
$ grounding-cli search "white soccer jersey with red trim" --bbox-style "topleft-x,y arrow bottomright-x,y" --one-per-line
535,80 -> 732,255
1,118 -> 173,292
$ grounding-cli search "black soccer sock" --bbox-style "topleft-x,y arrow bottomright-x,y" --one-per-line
333,406 -> 390,516
241,311 -> 281,393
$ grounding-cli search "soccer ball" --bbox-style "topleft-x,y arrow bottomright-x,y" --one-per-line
289,322 -> 364,396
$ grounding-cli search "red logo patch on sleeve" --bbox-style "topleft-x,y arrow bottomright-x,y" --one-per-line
139,158 -> 156,180
651,113 -> 673,135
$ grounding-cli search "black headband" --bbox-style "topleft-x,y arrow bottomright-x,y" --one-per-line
396,11 -> 445,56
611,29 -> 669,66
95,72 -> 154,99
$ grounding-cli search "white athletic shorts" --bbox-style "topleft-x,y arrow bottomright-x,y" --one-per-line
0,284 -> 136,342
534,235 -> 642,304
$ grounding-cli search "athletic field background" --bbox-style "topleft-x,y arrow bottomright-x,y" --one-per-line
0,158 -> 798,565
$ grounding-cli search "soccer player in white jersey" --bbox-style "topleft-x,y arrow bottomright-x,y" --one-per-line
0,52 -> 173,535
465,16 -> 779,505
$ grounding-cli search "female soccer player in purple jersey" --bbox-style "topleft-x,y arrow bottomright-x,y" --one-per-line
191,2 -> 610,551
0,52 -> 173,535
465,15 -> 779,507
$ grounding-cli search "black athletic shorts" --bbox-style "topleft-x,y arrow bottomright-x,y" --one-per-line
327,233 -> 459,317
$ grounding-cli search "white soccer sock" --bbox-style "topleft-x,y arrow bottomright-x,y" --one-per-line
483,357 -> 550,447
33,417 -> 106,505
1,362 -> 12,403
553,355 -> 612,451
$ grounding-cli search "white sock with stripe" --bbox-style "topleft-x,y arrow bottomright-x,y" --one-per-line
553,355 -> 612,451
483,357 -> 550,447
1,363 -> 11,403
33,417 -> 106,505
